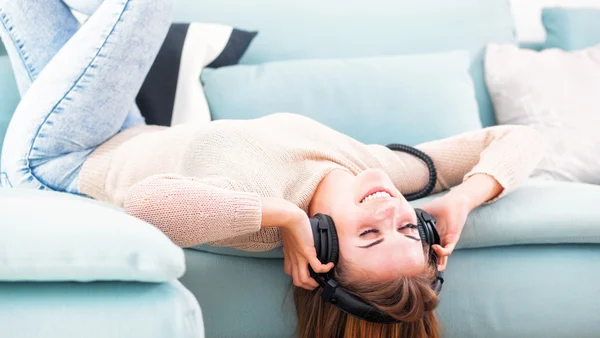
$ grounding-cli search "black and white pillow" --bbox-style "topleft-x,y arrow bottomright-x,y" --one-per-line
135,23 -> 257,126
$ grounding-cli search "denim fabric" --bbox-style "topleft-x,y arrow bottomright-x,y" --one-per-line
0,0 -> 173,193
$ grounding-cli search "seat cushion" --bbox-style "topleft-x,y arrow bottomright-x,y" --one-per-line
0,189 -> 185,282
0,280 -> 203,338
181,244 -> 600,338
443,179 -> 600,248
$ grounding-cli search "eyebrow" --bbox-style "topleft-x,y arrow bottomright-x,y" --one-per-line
359,238 -> 384,249
358,235 -> 420,249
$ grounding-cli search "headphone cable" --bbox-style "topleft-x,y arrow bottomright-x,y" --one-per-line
385,144 -> 437,201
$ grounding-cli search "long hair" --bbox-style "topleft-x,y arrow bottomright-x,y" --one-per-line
293,259 -> 440,338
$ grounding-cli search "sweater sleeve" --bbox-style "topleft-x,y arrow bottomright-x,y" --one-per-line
366,125 -> 544,202
417,125 -> 544,200
124,174 -> 262,248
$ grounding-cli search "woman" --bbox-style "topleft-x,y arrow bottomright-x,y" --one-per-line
0,0 -> 543,337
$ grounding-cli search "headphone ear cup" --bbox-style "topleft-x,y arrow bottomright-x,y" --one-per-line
319,214 -> 339,265
415,208 -> 440,246
309,216 -> 325,263
310,214 -> 339,266
329,219 -> 339,265
417,226 -> 428,244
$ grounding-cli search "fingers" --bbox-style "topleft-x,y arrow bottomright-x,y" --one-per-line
284,244 -> 334,291
300,261 -> 319,289
283,247 -> 292,276
292,262 -> 319,290
288,253 -> 327,291
437,254 -> 448,272
308,256 -> 335,274
433,244 -> 455,257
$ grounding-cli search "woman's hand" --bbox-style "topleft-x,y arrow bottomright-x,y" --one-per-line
421,193 -> 471,271
260,197 -> 334,290
421,173 -> 504,270
280,210 -> 335,290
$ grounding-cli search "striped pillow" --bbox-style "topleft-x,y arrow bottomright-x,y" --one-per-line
136,23 -> 257,126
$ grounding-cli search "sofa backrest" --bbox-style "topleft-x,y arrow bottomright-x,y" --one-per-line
0,0 -> 517,161
172,0 -> 517,128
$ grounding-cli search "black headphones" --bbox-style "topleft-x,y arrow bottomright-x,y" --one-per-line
307,143 -> 444,324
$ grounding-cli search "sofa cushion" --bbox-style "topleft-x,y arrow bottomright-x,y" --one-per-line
543,7 -> 600,51
182,244 -> 600,338
0,189 -> 185,282
484,43 -> 600,184
201,51 -> 482,145
0,280 -> 203,338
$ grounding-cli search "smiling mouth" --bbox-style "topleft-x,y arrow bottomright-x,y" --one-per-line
360,190 -> 392,204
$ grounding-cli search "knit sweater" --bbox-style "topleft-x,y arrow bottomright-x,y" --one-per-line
79,113 -> 543,251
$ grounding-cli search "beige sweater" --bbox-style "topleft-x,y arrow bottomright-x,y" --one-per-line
79,113 -> 543,251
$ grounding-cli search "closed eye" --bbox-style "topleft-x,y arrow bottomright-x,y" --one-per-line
398,224 -> 420,241
398,224 -> 417,231
359,229 -> 379,237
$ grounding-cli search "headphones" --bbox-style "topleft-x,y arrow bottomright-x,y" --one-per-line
307,143 -> 444,324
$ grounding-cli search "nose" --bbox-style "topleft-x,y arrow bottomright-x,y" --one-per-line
370,200 -> 405,233
373,200 -> 400,220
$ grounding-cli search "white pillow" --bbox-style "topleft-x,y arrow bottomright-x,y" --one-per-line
136,23 -> 257,127
485,43 -> 600,184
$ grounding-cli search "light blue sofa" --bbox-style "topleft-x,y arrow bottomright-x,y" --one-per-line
1,1 -> 600,337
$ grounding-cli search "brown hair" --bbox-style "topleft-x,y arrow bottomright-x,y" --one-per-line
293,261 -> 440,338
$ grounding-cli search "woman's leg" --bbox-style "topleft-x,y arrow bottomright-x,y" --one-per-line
63,0 -> 105,16
0,0 -> 145,133
0,0 -> 173,193
0,1 -> 80,96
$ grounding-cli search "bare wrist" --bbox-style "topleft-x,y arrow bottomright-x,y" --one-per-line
452,173 -> 503,210
444,189 -> 475,211
281,205 -> 307,229
261,197 -> 304,229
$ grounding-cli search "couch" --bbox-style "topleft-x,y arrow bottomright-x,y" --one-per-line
1,1 -> 600,337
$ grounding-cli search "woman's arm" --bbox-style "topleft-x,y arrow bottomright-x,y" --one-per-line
365,125 -> 544,202
415,124 -> 544,201
126,174 -> 333,289
124,174 -> 284,247
412,126 -> 544,266
445,173 -> 504,210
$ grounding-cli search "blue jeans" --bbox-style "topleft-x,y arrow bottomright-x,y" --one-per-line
0,0 -> 173,194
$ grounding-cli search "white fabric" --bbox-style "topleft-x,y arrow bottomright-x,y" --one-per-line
485,43 -> 600,184
171,23 -> 233,126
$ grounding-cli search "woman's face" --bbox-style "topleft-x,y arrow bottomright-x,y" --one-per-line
313,168 -> 425,280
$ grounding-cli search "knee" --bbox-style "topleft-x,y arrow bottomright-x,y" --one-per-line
63,0 -> 174,17
62,0 -> 104,16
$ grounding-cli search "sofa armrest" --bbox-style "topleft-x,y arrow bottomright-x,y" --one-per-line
0,189 -> 185,282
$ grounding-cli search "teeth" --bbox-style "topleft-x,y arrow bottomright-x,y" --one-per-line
361,191 -> 391,203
